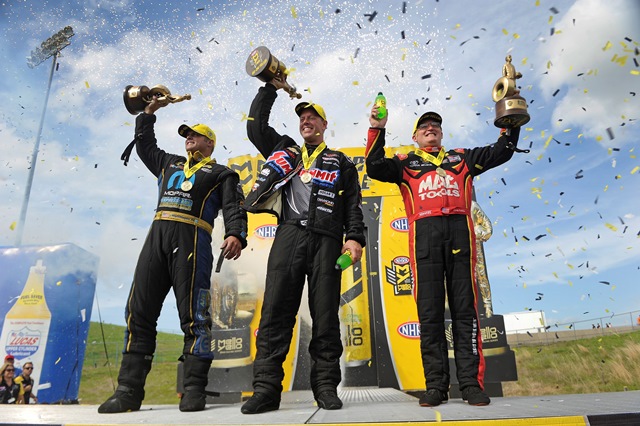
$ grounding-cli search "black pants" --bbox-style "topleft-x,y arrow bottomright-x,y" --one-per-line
412,215 -> 485,392
252,224 -> 343,399
123,220 -> 214,359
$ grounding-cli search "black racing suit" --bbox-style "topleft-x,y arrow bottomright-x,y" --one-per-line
245,84 -> 366,400
365,126 -> 520,392
123,113 -> 247,360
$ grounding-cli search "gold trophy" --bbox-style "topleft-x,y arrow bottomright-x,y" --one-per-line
245,46 -> 302,99
491,55 -> 530,128
123,84 -> 192,115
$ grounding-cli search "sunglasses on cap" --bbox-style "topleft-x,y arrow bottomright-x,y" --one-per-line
24,366 -> 33,370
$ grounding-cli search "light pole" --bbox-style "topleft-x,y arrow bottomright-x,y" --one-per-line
15,26 -> 74,246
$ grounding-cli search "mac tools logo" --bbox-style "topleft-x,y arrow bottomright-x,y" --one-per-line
397,321 -> 420,339
254,225 -> 278,239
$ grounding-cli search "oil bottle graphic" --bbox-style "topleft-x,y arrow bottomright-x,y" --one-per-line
0,259 -> 51,394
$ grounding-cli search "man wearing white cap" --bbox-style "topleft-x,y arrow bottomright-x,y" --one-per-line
99,96 -> 248,414
366,105 -> 524,407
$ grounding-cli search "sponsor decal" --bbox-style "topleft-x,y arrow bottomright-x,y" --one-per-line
167,171 -> 195,191
385,256 -> 413,295
265,150 -> 294,175
417,174 -> 460,200
254,224 -> 278,239
397,321 -> 420,339
390,217 -> 409,232
308,168 -> 340,186
318,189 -> 335,199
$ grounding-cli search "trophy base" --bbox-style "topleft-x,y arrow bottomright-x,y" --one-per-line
494,94 -> 530,128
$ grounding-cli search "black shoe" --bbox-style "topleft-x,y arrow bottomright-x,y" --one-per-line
419,389 -> 448,407
316,390 -> 343,410
179,390 -> 207,412
98,386 -> 143,413
462,386 -> 490,406
241,392 -> 280,414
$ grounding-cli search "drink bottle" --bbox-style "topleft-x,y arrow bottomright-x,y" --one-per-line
375,92 -> 387,119
335,250 -> 353,270
0,260 -> 51,395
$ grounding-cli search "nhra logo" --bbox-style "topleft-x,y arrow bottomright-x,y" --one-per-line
254,225 -> 278,239
390,217 -> 409,232
397,321 -> 420,339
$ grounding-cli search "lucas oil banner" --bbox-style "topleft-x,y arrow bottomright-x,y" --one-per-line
0,243 -> 98,403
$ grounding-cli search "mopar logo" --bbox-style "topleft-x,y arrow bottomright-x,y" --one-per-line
254,225 -> 278,239
397,321 -> 420,339
393,256 -> 410,265
390,217 -> 408,232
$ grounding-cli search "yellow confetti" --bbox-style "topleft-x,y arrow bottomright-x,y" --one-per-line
548,15 -> 553,24
9,221 -> 16,231
605,223 -> 618,232
55,357 -> 61,365
199,88 -> 203,95
290,6 -> 298,19
543,135 -> 552,149
435,410 -> 442,422
84,81 -> 90,89
602,41 -> 612,51
521,57 -> 528,65
352,81 -> 359,86
523,282 -> 527,289
596,135 -> 603,142
631,70 -> 640,76
56,280 -> 62,286
502,28 -> 509,35
631,166 -> 640,174
553,272 -> 558,279
513,33 -> 520,39
207,103 -> 213,110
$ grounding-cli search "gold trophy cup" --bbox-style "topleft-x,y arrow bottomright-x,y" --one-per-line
245,46 -> 302,99
123,84 -> 192,115
491,55 -> 530,128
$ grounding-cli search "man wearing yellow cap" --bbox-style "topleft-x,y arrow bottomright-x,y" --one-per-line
240,78 -> 365,414
99,97 -> 248,414
365,105 -> 524,408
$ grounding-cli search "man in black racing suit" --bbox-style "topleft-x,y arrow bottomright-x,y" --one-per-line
240,79 -> 366,414
99,97 -> 248,414
365,106 -> 523,407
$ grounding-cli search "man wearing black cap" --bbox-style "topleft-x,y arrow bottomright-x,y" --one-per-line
240,78 -> 366,414
365,105 -> 523,407
99,97 -> 248,414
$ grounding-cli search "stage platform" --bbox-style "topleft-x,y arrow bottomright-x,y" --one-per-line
2,388 -> 639,426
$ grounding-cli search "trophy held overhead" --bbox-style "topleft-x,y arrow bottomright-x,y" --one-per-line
245,46 -> 302,99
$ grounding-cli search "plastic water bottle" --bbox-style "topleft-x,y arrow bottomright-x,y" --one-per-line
335,250 -> 353,270
374,92 -> 387,119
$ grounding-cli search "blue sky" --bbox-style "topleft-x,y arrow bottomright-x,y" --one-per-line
1,0 -> 639,333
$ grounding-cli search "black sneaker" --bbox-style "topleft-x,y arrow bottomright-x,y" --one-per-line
241,392 -> 280,414
98,386 -> 143,413
462,386 -> 491,406
419,389 -> 448,407
316,390 -> 343,410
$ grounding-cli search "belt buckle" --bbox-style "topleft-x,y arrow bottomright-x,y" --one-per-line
299,220 -> 307,227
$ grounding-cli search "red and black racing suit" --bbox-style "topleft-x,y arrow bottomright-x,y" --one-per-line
365,126 -> 519,392
244,84 -> 366,401
124,113 -> 247,360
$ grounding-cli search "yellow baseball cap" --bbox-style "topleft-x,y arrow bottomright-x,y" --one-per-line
178,123 -> 216,145
295,102 -> 327,121
412,111 -> 443,134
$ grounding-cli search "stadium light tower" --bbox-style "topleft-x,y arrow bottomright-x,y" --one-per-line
15,26 -> 74,246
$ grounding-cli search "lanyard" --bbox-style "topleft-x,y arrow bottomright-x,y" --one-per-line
302,141 -> 327,170
414,147 -> 446,166
184,153 -> 212,178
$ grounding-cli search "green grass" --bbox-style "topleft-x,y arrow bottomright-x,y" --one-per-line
79,322 -> 640,404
